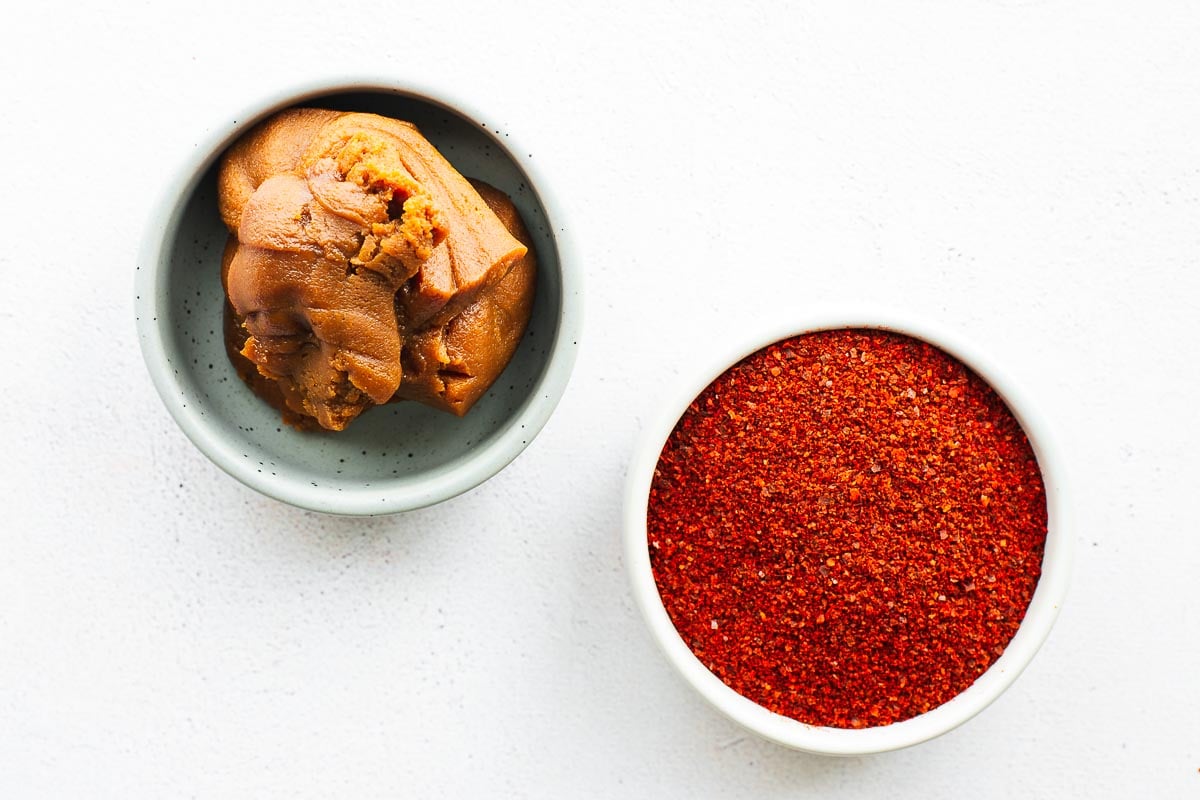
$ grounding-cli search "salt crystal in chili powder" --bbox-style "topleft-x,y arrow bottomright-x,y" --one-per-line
646,329 -> 1048,728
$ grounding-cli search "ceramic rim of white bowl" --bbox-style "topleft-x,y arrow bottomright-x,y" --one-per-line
135,76 -> 582,515
622,308 -> 1071,755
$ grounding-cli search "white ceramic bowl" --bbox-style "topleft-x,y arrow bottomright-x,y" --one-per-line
623,310 -> 1070,755
136,78 -> 581,515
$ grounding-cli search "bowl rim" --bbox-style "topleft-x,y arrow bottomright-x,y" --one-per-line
621,308 -> 1071,755
134,75 -> 582,515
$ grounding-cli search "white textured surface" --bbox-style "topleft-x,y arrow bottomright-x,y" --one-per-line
2,1 -> 1198,796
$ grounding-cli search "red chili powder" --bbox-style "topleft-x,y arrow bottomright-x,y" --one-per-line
647,328 -> 1047,728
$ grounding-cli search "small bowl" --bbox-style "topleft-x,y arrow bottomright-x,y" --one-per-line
622,310 -> 1070,755
135,78 -> 581,515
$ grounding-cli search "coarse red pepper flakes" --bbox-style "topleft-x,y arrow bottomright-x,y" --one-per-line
646,328 -> 1047,728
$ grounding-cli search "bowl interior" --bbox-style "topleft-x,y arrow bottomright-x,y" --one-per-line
143,88 -> 569,513
623,315 -> 1069,754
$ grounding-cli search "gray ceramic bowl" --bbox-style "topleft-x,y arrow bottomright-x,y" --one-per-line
136,79 -> 581,514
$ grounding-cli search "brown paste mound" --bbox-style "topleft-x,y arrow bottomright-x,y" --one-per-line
217,108 -> 536,430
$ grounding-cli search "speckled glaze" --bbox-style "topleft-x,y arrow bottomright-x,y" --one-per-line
136,80 -> 581,514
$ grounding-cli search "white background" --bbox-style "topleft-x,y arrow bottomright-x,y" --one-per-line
3,1 -> 1198,797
